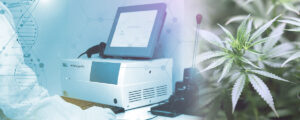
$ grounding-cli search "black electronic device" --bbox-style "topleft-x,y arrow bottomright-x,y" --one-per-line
77,42 -> 108,58
99,42 -> 107,58
150,14 -> 203,117
151,68 -> 201,117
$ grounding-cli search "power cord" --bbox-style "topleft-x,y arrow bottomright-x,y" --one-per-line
145,115 -> 158,120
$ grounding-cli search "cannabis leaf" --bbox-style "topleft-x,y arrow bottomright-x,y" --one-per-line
228,0 -> 272,28
263,61 -> 283,68
250,16 -> 280,42
231,75 -> 245,113
282,52 -> 300,67
218,59 -> 233,83
248,74 -> 279,117
201,57 -> 227,72
279,16 -> 300,32
198,30 -> 225,48
226,15 -> 249,25
280,0 -> 300,15
250,23 -> 293,69
229,0 -> 299,28
250,70 -> 290,82
196,51 -> 226,64
198,16 -> 291,116
240,57 -> 260,69
268,43 -> 294,58
263,24 -> 286,52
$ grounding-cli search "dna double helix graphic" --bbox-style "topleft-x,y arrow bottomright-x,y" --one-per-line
2,0 -> 39,55
1,0 -> 46,86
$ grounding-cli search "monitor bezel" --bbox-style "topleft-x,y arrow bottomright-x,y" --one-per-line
104,3 -> 166,59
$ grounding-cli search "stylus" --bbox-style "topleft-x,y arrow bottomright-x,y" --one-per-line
192,14 -> 203,68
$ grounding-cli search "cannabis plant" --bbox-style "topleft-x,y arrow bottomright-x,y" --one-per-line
248,23 -> 295,69
227,0 -> 274,28
279,16 -> 300,32
280,17 -> 300,67
197,16 -> 291,117
227,0 -> 300,28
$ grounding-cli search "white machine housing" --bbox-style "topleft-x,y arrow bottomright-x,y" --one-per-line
61,58 -> 172,110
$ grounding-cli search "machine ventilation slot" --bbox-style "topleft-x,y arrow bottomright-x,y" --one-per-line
143,87 -> 155,99
156,85 -> 167,97
128,90 -> 142,103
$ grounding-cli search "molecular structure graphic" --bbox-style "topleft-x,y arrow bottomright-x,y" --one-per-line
1,0 -> 46,86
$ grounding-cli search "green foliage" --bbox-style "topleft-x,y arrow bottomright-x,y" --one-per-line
198,16 -> 292,117
227,0 -> 300,28
280,16 -> 300,32
196,0 -> 300,119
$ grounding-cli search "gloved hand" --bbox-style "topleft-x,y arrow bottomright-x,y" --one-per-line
84,106 -> 116,120
25,96 -> 116,120
0,2 -> 115,120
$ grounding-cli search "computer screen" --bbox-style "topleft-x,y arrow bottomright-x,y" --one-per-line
110,10 -> 158,48
104,3 -> 166,58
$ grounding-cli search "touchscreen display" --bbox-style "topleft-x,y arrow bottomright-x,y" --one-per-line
110,10 -> 158,48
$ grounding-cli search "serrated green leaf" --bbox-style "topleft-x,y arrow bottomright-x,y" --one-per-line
196,51 -> 226,64
237,15 -> 250,41
250,70 -> 290,82
263,24 -> 286,52
218,24 -> 235,41
264,61 -> 284,68
231,75 -> 245,113
282,52 -> 300,67
248,49 -> 263,55
246,18 -> 253,34
218,59 -> 233,83
248,39 -> 267,48
199,30 -> 225,48
225,38 -> 233,51
240,57 -> 260,68
250,16 -> 280,42
279,20 -> 300,26
270,51 -> 293,59
283,16 -> 300,23
268,43 -> 294,58
229,72 -> 241,83
248,74 -> 279,117
254,42 -> 262,51
226,15 -> 249,25
201,57 -> 227,72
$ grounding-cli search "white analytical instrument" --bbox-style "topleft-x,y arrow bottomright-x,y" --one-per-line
61,58 -> 172,110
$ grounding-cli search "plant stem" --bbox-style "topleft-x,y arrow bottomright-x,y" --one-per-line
245,81 -> 259,119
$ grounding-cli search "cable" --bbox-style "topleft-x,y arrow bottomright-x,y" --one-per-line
145,115 -> 158,120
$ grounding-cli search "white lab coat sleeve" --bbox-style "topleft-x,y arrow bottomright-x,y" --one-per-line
0,2 -> 115,120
